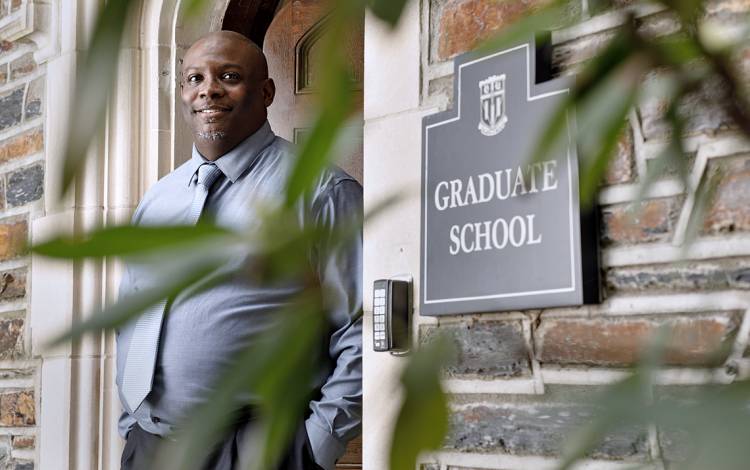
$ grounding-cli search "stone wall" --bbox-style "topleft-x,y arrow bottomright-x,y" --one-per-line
418,0 -> 750,468
0,0 -> 45,467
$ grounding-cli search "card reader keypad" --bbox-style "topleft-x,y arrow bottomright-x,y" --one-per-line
373,287 -> 387,350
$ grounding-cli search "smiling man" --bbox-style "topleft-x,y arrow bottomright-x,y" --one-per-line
115,31 -> 363,470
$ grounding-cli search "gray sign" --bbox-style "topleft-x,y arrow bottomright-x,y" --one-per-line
420,38 -> 599,316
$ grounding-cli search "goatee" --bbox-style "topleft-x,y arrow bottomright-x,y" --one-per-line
197,131 -> 227,141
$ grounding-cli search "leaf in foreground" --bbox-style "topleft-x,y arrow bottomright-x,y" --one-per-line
32,224 -> 237,260
526,28 -> 640,175
556,328 -> 750,470
576,55 -> 646,204
389,335 -> 456,470
367,0 -> 410,27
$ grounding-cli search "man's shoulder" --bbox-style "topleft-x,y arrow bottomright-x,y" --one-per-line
270,134 -> 295,154
263,135 -> 359,196
316,166 -> 361,200
309,166 -> 362,226
145,159 -> 195,195
131,160 -> 195,223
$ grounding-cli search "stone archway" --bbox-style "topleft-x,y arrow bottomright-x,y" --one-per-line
31,1 -> 233,469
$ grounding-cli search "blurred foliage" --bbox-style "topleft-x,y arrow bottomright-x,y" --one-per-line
37,0 -> 750,469
390,335 -> 456,470
481,1 -> 750,468
482,0 -> 750,212
557,329 -> 750,470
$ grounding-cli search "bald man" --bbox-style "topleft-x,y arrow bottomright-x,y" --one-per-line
115,31 -> 363,470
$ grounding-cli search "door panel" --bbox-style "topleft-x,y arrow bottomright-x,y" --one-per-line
264,0 -> 363,184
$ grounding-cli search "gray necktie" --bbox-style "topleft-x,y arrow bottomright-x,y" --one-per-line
121,162 -> 223,412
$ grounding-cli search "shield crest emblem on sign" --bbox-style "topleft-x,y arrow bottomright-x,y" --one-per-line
478,74 -> 508,136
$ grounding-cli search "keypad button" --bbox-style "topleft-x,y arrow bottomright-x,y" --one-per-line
374,298 -> 385,307
375,289 -> 386,298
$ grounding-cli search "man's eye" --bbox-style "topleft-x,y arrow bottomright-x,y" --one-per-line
186,74 -> 201,84
222,72 -> 240,80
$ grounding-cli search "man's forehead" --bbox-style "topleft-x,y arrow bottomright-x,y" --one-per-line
182,34 -> 256,69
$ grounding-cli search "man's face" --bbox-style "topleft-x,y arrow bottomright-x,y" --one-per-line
180,34 -> 274,160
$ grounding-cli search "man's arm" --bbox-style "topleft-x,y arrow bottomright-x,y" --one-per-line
306,178 -> 363,470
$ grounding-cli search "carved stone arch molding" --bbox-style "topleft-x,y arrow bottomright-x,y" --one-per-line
295,15 -> 329,94
294,14 -> 363,95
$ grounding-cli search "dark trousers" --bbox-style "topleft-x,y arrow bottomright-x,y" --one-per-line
120,418 -> 323,470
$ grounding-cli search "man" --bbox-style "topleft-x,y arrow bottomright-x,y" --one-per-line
115,30 -> 362,470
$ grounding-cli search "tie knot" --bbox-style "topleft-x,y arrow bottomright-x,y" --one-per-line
196,163 -> 222,189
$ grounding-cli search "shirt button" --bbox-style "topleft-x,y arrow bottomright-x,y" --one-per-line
151,416 -> 161,423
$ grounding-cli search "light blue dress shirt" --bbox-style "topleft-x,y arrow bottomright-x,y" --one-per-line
115,121 -> 363,470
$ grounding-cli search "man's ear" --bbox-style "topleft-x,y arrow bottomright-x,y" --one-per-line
262,78 -> 275,107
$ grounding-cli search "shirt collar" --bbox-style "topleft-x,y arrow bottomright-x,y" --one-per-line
188,120 -> 276,186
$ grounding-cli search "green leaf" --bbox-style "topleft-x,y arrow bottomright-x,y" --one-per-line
557,374 -> 650,470
560,376 -> 750,470
528,29 -> 638,168
650,33 -> 703,67
574,27 -> 640,101
657,0 -> 703,25
60,0 -> 133,196
32,224 -> 238,260
181,0 -> 209,17
576,54 -> 647,205
558,328 -> 668,470
555,328 -> 750,470
389,335 -> 456,470
252,306 -> 325,469
367,0 -> 410,27
632,87 -> 689,211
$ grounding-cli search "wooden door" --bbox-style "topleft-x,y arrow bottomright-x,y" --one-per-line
263,0 -> 363,184
263,1 -> 363,468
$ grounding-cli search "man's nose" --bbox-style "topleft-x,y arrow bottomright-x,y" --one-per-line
199,77 -> 224,99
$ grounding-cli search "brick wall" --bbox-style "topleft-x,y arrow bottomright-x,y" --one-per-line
0,1 -> 45,466
419,0 -> 750,468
